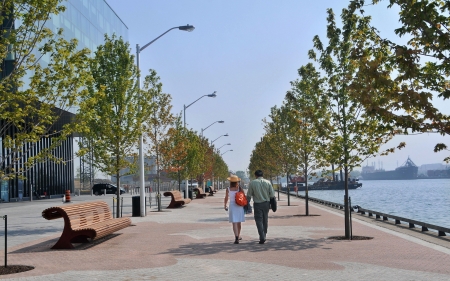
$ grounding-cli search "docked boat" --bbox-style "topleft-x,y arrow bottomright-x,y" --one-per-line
284,177 -> 362,191
361,157 -> 418,180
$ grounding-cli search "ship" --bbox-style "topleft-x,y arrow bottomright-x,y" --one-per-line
283,175 -> 362,191
361,157 -> 418,180
426,167 -> 450,179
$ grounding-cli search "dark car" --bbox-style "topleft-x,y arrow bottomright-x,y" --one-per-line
92,183 -> 126,196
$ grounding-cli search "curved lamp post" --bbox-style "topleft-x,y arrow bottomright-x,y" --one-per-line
201,120 -> 224,137
137,24 -> 195,217
184,92 -> 217,129
211,133 -> 228,144
221,149 -> 233,156
218,143 -> 231,150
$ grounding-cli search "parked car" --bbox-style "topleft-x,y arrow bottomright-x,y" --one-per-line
92,183 -> 126,195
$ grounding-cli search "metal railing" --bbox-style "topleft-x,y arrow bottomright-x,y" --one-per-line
283,190 -> 449,237
357,206 -> 450,237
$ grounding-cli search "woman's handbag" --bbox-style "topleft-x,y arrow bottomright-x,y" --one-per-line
270,196 -> 277,212
235,190 -> 248,207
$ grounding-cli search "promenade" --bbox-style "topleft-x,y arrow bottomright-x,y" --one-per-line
1,190 -> 450,280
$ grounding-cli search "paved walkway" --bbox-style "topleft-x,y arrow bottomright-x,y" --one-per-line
1,191 -> 450,280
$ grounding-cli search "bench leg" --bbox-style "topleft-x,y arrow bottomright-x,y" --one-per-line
51,237 -> 75,249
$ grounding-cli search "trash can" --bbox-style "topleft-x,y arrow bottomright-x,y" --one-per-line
188,189 -> 194,200
132,196 -> 146,217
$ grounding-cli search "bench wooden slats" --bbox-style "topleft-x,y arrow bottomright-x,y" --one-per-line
42,201 -> 131,249
163,190 -> 191,208
193,187 -> 207,198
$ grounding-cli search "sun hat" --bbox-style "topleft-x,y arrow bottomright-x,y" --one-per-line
227,175 -> 240,182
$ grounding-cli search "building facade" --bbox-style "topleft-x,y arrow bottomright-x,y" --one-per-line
0,0 -> 128,202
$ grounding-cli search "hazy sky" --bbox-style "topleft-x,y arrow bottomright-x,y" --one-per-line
106,0 -> 449,172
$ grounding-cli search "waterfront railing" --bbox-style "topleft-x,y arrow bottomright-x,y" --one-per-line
282,190 -> 450,237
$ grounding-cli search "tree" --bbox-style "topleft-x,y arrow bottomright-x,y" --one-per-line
349,0 -> 450,162
143,70 -> 175,211
160,116 -> 188,190
309,4 -> 398,238
75,34 -> 154,218
1,0 -> 91,181
286,62 -> 330,215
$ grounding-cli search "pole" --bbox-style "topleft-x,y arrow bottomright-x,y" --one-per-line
137,44 -> 146,217
183,104 -> 188,199
4,215 -> 7,267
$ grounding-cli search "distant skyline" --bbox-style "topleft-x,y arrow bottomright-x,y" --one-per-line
105,0 -> 449,173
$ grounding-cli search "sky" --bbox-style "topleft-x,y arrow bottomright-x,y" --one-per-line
105,0 -> 449,173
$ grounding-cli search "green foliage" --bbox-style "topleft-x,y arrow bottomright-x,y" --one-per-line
309,5 -> 397,176
0,0 -> 91,181
350,0 -> 450,162
75,34 -> 153,185
143,70 -> 174,193
286,62 -> 330,183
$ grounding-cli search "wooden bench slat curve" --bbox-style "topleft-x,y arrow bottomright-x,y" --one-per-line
163,190 -> 191,208
41,200 -> 131,249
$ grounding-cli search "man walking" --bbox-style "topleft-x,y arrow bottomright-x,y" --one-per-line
246,170 -> 275,244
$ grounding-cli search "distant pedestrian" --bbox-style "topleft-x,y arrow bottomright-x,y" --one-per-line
224,175 -> 245,244
246,170 -> 275,244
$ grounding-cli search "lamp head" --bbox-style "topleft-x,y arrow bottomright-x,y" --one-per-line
218,120 -> 224,123
227,143 -> 231,145
224,133 -> 229,137
208,91 -> 217,98
179,24 -> 195,32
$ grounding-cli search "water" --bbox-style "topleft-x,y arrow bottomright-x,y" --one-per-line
295,179 -> 450,228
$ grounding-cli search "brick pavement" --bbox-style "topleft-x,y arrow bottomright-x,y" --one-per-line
1,191 -> 449,280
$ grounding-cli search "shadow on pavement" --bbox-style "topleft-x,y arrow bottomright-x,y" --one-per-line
162,237 -> 329,256
11,234 -> 122,253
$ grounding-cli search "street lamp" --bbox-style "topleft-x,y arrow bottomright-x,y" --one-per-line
184,91 -> 217,129
221,149 -> 233,156
211,133 -> 228,144
201,120 -> 224,137
218,143 -> 231,150
183,91 -> 217,198
136,24 -> 195,217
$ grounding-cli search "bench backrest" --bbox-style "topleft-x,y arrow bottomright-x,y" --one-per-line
171,190 -> 184,201
42,201 -> 113,229
195,187 -> 205,194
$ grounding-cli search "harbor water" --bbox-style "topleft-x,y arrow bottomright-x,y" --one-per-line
295,179 -> 450,228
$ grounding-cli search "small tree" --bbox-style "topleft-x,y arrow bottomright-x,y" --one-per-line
75,34 -> 154,217
286,62 -> 330,215
309,5 -> 399,238
143,70 -> 175,211
160,116 -> 188,190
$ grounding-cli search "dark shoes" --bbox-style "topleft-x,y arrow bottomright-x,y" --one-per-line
259,239 -> 266,244
234,236 -> 239,244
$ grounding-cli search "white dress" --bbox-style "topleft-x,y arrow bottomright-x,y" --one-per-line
228,187 -> 245,223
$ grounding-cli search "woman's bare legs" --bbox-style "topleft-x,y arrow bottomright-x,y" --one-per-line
237,222 -> 242,239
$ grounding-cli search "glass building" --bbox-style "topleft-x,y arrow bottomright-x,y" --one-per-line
0,0 -> 128,202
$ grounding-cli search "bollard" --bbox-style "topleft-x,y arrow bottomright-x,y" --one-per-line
287,186 -> 290,206
65,190 -> 71,203
349,196 -> 353,240
3,215 -> 7,267
62,194 -> 66,203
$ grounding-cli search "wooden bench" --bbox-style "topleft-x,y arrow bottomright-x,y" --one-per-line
163,190 -> 192,208
208,186 -> 217,196
193,187 -> 207,198
42,201 -> 131,249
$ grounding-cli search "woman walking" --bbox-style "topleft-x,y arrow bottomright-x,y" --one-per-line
224,175 -> 245,244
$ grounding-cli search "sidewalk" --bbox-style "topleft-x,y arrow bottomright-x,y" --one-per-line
1,191 -> 450,280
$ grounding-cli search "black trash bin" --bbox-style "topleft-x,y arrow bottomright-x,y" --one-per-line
188,189 -> 194,200
132,196 -> 147,217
